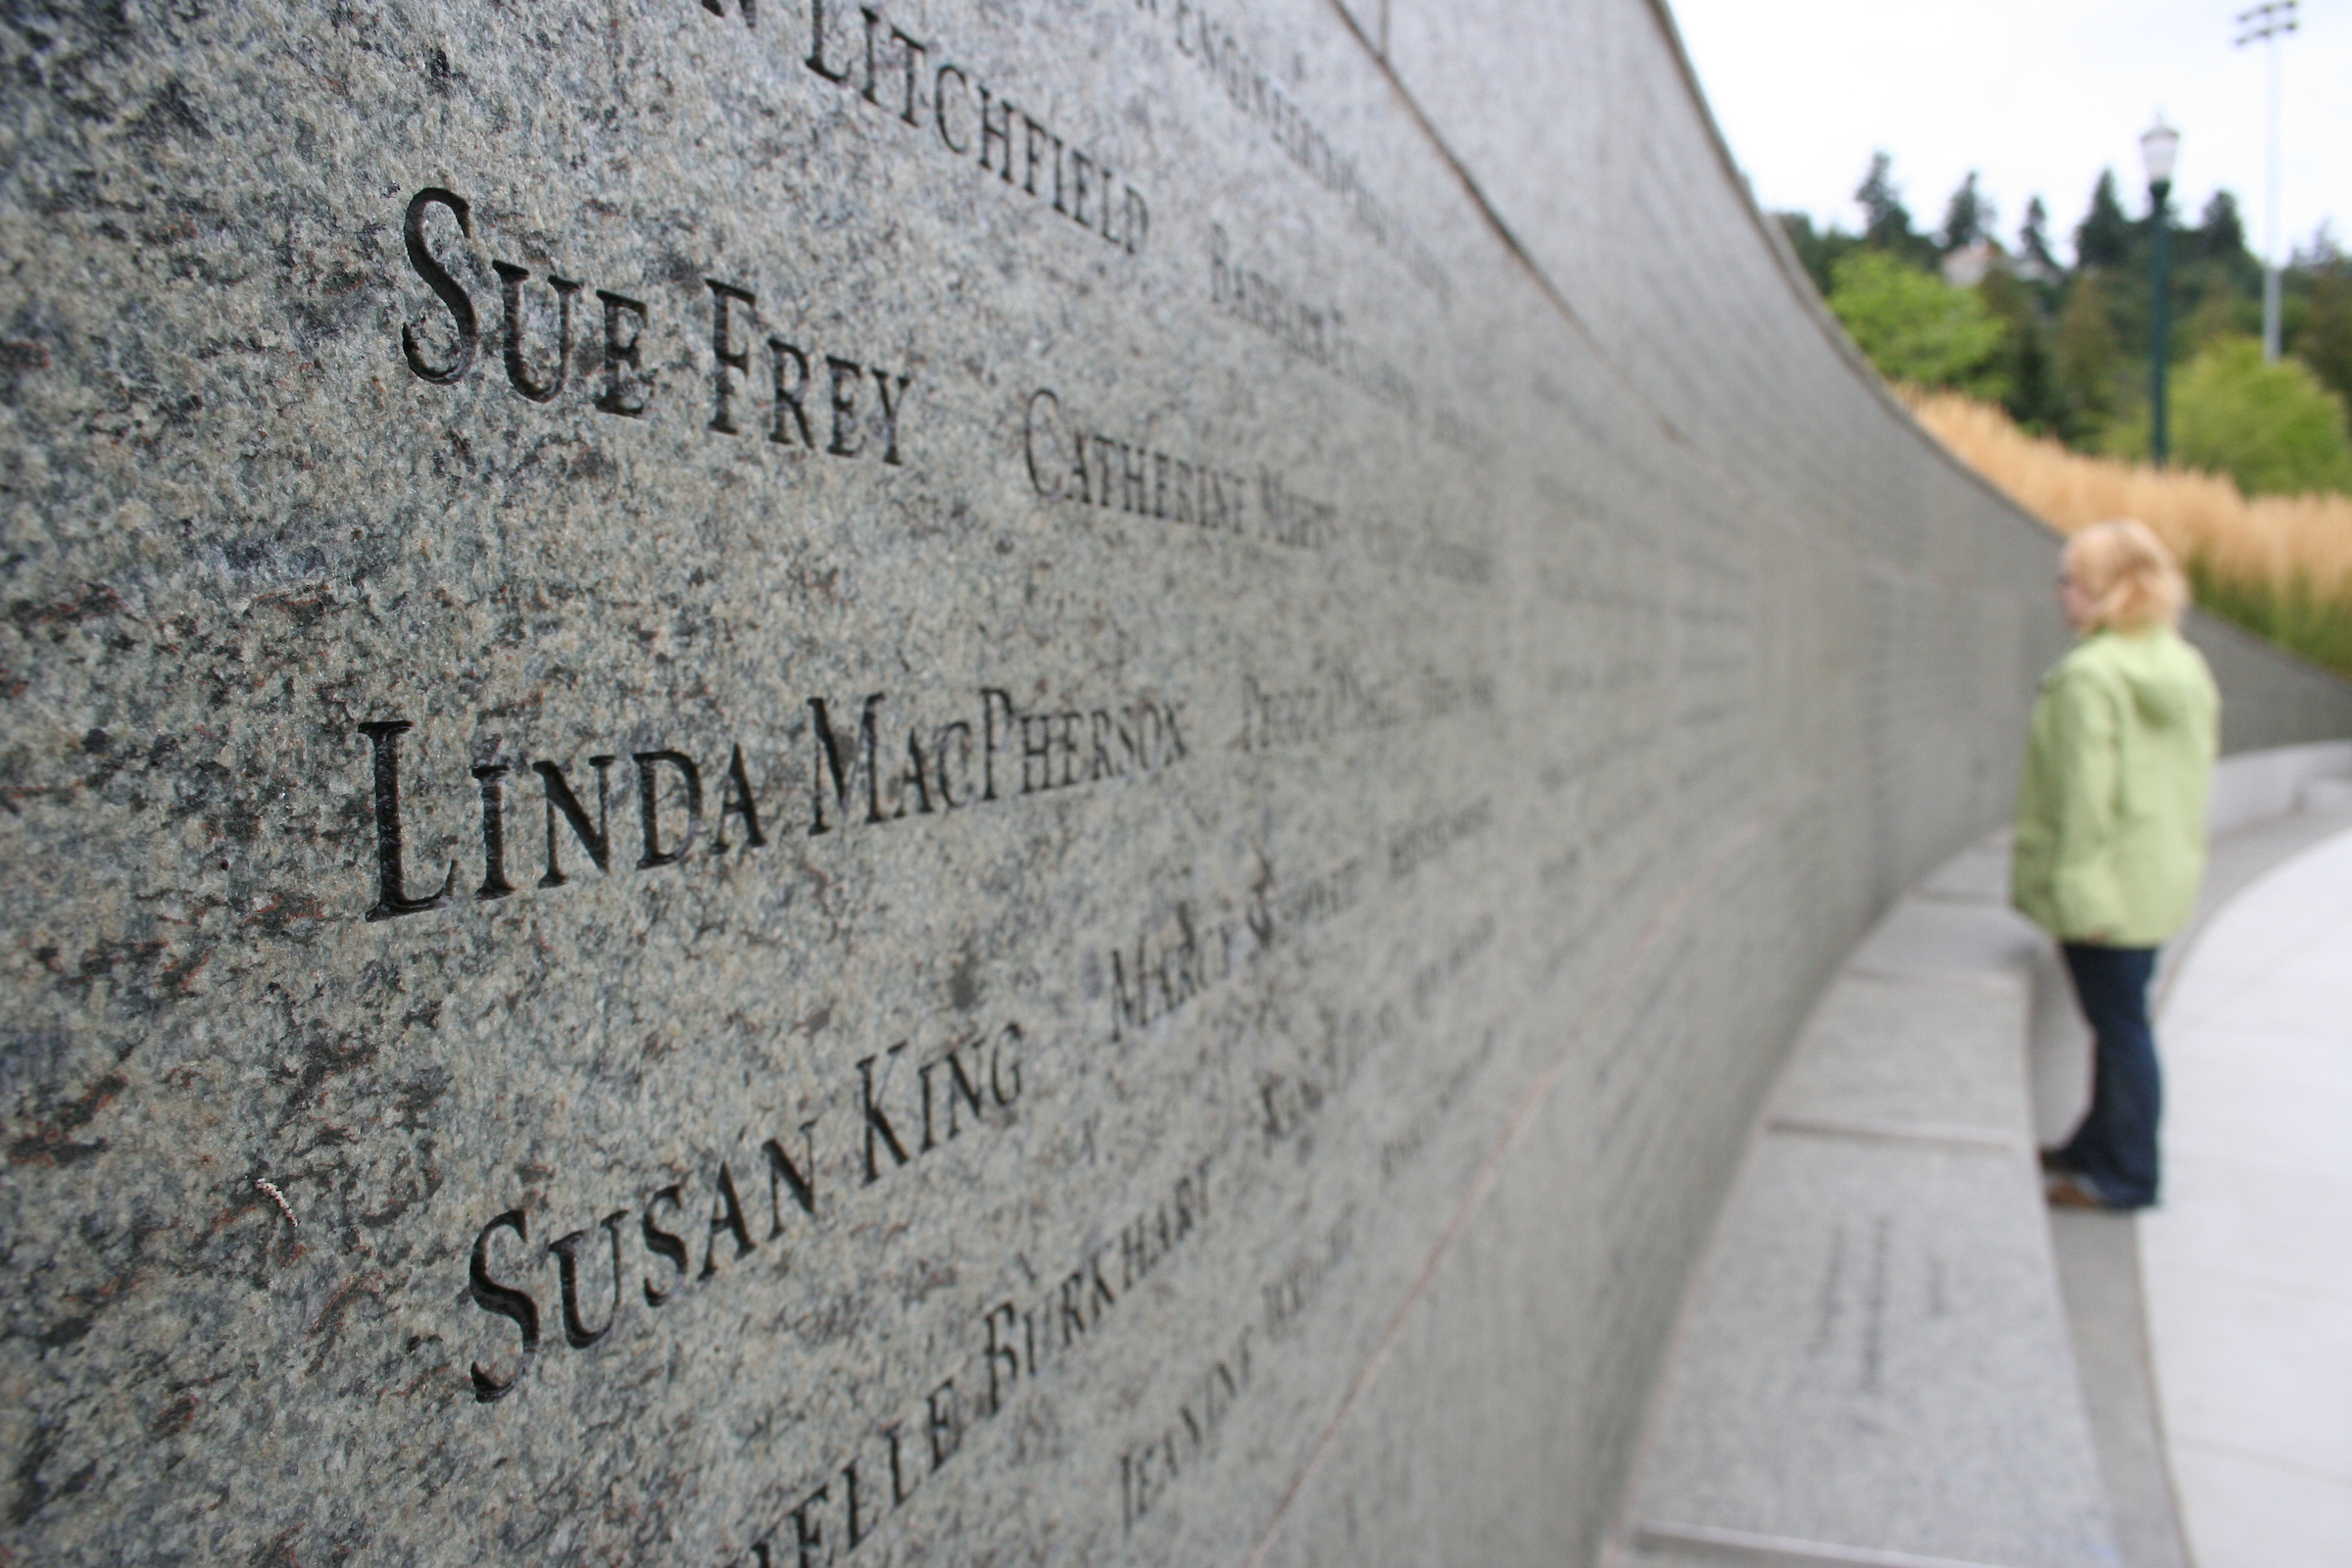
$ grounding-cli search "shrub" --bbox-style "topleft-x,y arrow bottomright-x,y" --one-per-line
2105,336 -> 2352,496
1827,251 -> 2009,400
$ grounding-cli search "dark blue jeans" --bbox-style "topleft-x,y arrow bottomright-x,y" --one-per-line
2055,943 -> 2163,1208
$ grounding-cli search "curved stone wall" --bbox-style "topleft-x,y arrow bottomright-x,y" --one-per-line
1,3 -> 2346,1566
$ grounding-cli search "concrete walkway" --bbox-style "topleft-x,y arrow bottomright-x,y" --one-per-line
2142,822 -> 2352,1568
1606,745 -> 2352,1568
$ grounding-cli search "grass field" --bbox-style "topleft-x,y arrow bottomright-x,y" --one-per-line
1908,391 -> 2352,677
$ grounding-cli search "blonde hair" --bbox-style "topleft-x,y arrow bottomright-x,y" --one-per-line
2065,518 -> 2190,632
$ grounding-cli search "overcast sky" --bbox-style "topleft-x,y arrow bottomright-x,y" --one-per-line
1665,0 -> 2348,267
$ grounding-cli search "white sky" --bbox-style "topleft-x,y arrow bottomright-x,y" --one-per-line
1664,0 -> 2349,267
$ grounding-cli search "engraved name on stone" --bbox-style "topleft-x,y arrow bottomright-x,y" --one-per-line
693,0 -> 1151,253
399,186 -> 917,459
465,1018 -> 1023,1402
358,683 -> 1189,921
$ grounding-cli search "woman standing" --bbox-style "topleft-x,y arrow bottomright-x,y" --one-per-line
2012,519 -> 2220,1211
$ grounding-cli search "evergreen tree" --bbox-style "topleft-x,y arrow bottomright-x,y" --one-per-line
2180,283 -> 2257,360
1777,212 -> 1855,298
1939,172 -> 1994,255
2290,240 -> 2352,409
2075,171 -> 2132,270
2055,272 -> 2125,437
2019,197 -> 2062,276
1981,268 -> 2058,431
2196,192 -> 2247,264
1854,152 -> 1930,262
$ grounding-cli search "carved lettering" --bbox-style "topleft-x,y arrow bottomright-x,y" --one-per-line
767,4 -> 1150,251
809,693 -> 887,834
871,368 -> 909,466
925,1378 -> 961,1468
933,64 -> 969,152
401,187 -> 478,384
805,0 -> 854,81
642,1185 -> 689,1305
700,1162 -> 757,1279
769,339 -> 814,447
1208,223 -> 1416,418
1387,798 -> 1494,881
1173,3 -> 1447,295
356,685 -> 1170,922
714,744 -> 769,852
470,762 -> 515,901
762,1129 -> 818,1234
391,191 -> 920,466
492,262 -> 580,403
825,355 -> 864,457
467,1209 -> 539,1402
876,1024 -> 1020,1177
595,290 -> 652,416
1025,388 -> 1333,550
888,25 -> 926,125
634,750 -> 707,869
548,1211 -> 627,1349
858,1044 -> 913,1183
729,1142 -> 1200,1561
1261,1209 -> 1353,1341
786,1483 -> 830,1568
1237,662 -> 1496,754
978,85 -> 1013,180
992,1152 -> 1213,1373
809,685 -> 1186,841
359,721 -> 456,921
1108,901 -> 1240,1044
1118,1327 -> 1254,1531
709,278 -> 759,434
531,755 -> 616,887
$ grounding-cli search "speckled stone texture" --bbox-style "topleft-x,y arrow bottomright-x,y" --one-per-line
1,3 -> 2346,1567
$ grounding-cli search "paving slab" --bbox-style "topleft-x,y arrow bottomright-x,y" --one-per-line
1630,1127 -> 2113,1568
2140,824 -> 2352,1568
2044,1210 -> 2189,1568
1769,970 -> 2033,1139
1621,865 -> 2117,1568
2162,1442 -> 2352,1568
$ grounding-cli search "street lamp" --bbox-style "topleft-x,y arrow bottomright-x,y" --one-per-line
2236,2 -> 2298,363
2141,118 -> 2180,467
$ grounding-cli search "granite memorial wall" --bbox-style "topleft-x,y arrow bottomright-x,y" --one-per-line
4,1 -> 2349,1565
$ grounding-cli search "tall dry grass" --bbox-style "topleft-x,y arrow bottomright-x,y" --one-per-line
1906,389 -> 2352,675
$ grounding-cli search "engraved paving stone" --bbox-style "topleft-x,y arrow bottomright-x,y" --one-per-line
4,4 -> 2351,1568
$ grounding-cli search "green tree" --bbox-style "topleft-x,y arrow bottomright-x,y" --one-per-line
1853,152 -> 1934,266
2180,283 -> 2256,361
2194,191 -> 2248,265
1981,268 -> 2059,431
2018,196 -> 2062,277
2287,237 -> 2352,408
2108,336 -> 2352,495
2075,171 -> 2132,270
1778,211 -> 1856,299
1940,172 -> 1994,254
2054,271 -> 2125,437
1826,251 -> 2008,398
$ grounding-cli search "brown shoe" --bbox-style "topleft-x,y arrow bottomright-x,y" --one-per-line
2046,1173 -> 2111,1211
2038,1149 -> 2070,1174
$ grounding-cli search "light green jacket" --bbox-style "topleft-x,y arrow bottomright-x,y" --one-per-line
2011,627 -> 2220,946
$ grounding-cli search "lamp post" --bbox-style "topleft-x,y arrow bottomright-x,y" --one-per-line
2141,118 -> 2180,467
2235,2 -> 2298,363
